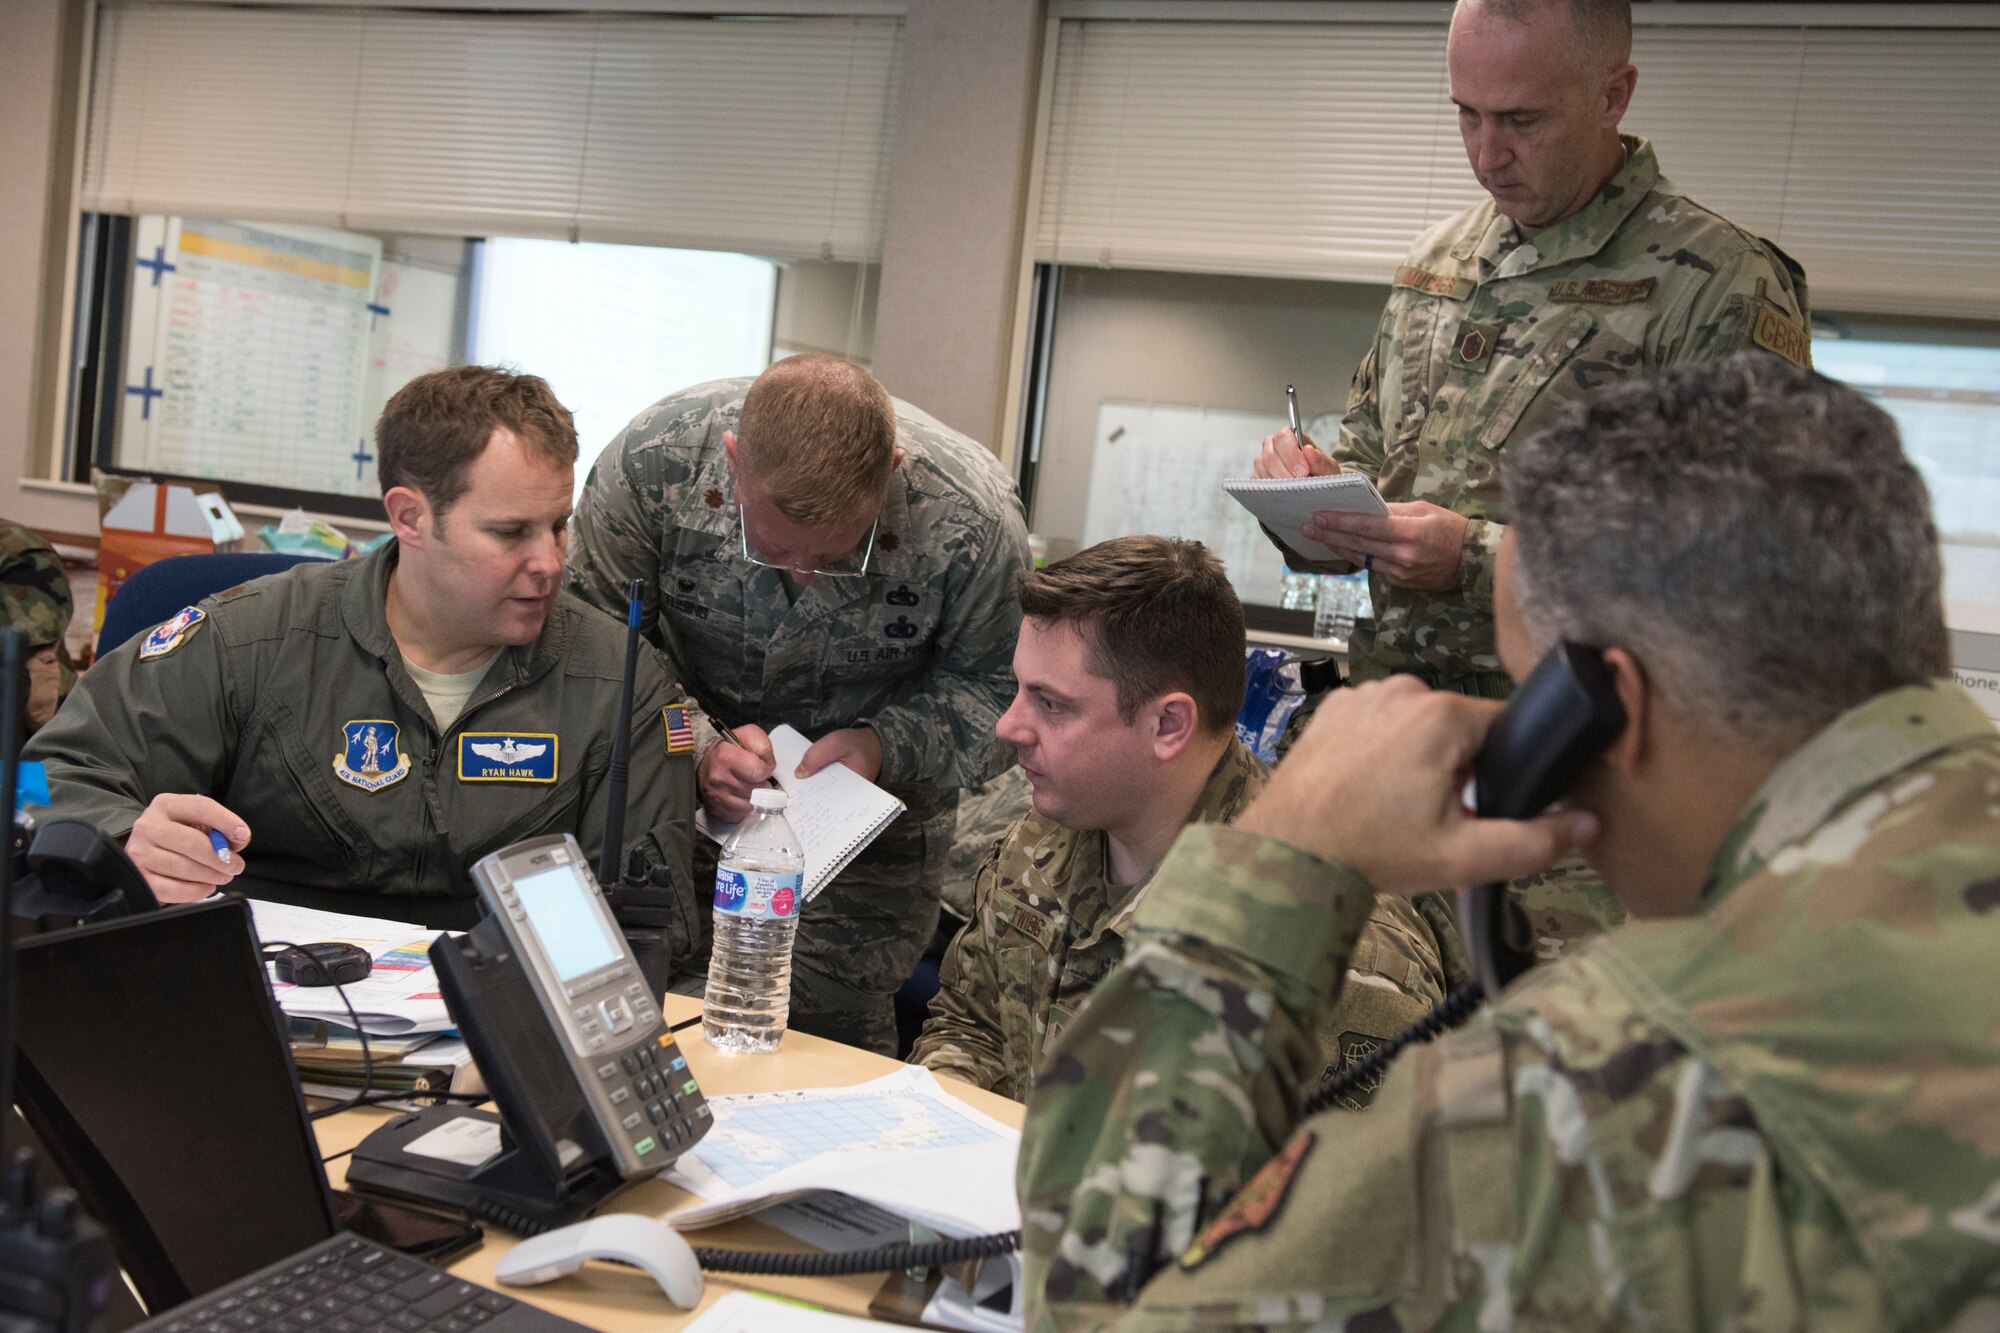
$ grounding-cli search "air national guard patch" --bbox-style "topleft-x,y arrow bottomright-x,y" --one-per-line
1180,1130 -> 1317,1270
459,733 -> 558,783
138,606 -> 206,660
334,720 -> 411,792
663,705 -> 695,755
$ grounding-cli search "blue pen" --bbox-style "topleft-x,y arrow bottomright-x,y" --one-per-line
208,827 -> 233,865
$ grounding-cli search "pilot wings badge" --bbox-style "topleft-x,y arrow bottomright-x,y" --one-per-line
334,720 -> 411,792
458,732 -> 559,783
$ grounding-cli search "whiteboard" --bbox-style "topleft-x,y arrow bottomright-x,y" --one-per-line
119,216 -> 383,497
1082,400 -> 1316,608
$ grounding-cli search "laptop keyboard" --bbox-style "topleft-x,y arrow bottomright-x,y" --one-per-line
136,1231 -> 595,1332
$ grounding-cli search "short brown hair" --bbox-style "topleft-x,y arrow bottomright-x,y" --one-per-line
376,366 -> 578,516
1019,536 -> 1245,735
735,355 -> 897,526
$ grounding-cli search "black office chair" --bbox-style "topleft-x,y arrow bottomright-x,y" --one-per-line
97,552 -> 320,656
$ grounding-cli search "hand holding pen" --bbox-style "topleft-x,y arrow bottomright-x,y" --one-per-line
698,720 -> 780,823
1255,383 -> 1340,480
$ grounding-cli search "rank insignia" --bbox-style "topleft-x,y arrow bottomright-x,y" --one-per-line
1450,320 -> 1503,373
459,733 -> 558,783
138,606 -> 206,660
664,705 -> 696,754
1180,1131 -> 1317,1269
334,720 -> 411,792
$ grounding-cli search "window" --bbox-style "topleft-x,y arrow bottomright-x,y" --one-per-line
469,240 -> 776,496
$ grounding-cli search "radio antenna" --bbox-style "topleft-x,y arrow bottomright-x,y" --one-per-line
596,580 -> 643,889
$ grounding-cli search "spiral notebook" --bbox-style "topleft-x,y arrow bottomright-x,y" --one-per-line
695,724 -> 906,902
1223,471 -> 1389,541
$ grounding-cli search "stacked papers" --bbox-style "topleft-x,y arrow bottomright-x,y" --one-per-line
248,900 -> 455,1035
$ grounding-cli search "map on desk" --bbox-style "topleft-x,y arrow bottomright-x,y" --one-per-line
664,1067 -> 1020,1240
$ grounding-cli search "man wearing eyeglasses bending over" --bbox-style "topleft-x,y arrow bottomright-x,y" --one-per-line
570,355 -> 1031,1054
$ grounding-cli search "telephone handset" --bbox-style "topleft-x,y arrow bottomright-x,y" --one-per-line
1460,641 -> 1628,997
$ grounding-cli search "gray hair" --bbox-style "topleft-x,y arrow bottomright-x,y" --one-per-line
1504,352 -> 1949,745
1456,0 -> 1633,69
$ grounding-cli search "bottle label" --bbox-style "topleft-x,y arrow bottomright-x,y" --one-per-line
713,866 -> 801,920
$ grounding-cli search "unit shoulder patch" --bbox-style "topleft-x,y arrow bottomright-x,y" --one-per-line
459,733 -> 559,783
1393,265 -> 1476,302
138,606 -> 207,660
1180,1130 -> 1317,1269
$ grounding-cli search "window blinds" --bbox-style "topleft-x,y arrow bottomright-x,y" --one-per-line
1036,18 -> 2000,319
81,4 -> 904,262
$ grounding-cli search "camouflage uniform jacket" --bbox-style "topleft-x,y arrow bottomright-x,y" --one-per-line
568,378 -> 1031,818
915,741 -> 1462,1106
0,520 -> 75,729
27,543 -> 702,945
1273,138 -> 1812,688
1018,683 -> 2000,1331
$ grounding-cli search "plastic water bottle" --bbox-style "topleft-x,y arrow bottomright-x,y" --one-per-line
703,788 -> 804,1053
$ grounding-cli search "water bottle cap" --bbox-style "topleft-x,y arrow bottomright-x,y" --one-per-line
750,787 -> 789,811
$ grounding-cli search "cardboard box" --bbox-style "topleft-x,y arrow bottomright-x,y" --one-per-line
94,479 -> 245,632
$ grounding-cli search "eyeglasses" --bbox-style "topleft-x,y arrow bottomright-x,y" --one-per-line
736,504 -> 877,580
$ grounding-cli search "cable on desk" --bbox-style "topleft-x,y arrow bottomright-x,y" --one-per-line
669,1014 -> 704,1034
262,940 -> 379,1123
692,1229 -> 1023,1277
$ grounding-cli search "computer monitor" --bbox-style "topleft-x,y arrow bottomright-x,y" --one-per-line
11,896 -> 338,1308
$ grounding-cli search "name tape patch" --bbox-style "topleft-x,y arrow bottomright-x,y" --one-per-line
1392,265 -> 1475,302
1548,277 -> 1656,305
458,733 -> 558,783
1751,306 -> 1812,368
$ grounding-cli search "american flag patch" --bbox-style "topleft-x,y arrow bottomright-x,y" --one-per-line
664,705 -> 696,754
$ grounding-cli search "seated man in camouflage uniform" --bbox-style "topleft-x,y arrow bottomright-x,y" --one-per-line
912,537 -> 1458,1105
1019,354 -> 2000,1330
0,519 -> 76,732
29,368 -> 700,958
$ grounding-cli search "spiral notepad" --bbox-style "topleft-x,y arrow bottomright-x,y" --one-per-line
1223,472 -> 1389,540
695,725 -> 906,902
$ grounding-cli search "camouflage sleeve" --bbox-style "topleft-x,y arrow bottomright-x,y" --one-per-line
864,506 -> 1028,792
1662,246 -> 1812,370
908,841 -> 1011,1091
0,521 -> 73,649
1309,892 -> 1457,1110
1017,824 -> 1378,1319
24,608 -> 235,842
575,643 -> 703,974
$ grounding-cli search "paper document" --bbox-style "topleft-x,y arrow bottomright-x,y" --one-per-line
247,899 -> 455,1035
1222,471 -> 1389,549
664,1066 -> 1020,1239
695,724 -> 906,900
681,1292 -> 882,1332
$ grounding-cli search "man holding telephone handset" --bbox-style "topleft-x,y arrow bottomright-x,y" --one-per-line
1019,354 -> 2000,1329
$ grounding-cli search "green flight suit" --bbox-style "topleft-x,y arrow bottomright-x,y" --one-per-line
27,543 -> 702,954
569,377 -> 1031,1055
1017,684 -> 2000,1332
911,740 -> 1462,1107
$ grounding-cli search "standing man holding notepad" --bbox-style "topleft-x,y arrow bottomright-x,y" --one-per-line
1254,0 -> 1810,953
570,356 -> 1031,1055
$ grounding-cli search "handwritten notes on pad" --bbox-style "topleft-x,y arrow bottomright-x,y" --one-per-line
695,725 -> 905,902
1222,472 -> 1389,548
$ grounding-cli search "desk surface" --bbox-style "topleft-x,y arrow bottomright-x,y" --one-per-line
315,995 -> 1023,1330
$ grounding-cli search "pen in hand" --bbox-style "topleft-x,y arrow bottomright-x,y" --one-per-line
208,827 -> 233,865
712,720 -> 782,789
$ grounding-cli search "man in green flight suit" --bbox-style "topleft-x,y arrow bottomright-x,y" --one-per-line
1258,0 -> 1813,954
0,519 -> 76,733
28,367 -> 702,961
1018,354 -> 2000,1331
569,355 -> 1030,1055
911,537 -> 1458,1105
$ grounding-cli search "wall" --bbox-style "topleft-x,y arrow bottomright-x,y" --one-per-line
0,0 -> 95,542
869,0 -> 1044,453
772,259 -> 879,367
1031,266 -> 1388,555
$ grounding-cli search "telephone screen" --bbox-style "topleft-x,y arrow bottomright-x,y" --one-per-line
512,863 -> 623,981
